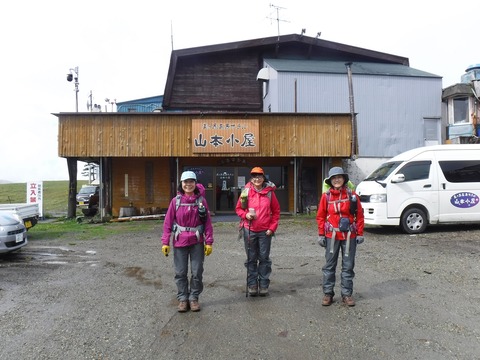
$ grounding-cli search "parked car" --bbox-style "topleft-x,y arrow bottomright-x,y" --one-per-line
76,185 -> 99,216
0,212 -> 27,254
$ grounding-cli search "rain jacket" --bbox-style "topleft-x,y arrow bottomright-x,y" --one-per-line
316,186 -> 364,240
161,184 -> 214,247
235,181 -> 280,233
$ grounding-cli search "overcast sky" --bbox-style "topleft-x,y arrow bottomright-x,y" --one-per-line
1,0 -> 477,183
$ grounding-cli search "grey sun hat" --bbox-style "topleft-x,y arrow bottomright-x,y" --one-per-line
325,167 -> 349,187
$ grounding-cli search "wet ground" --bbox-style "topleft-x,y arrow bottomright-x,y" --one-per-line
1,218 -> 479,360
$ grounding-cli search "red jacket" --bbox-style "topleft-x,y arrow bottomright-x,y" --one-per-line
235,181 -> 280,233
316,187 -> 364,240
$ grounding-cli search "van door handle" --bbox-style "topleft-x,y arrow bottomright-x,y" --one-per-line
423,184 -> 431,188
441,183 -> 446,189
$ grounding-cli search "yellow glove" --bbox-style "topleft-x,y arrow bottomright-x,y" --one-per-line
204,245 -> 213,256
162,245 -> 170,257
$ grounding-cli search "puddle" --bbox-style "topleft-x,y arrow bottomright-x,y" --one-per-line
1,246 -> 98,266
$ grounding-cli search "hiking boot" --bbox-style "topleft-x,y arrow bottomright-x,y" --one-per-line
177,300 -> 189,312
189,300 -> 201,312
322,294 -> 333,306
342,295 -> 355,307
259,288 -> 269,297
248,286 -> 258,296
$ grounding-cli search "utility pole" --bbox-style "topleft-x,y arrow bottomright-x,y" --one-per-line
67,66 -> 79,112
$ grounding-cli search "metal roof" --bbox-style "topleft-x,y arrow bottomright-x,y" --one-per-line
264,59 -> 440,78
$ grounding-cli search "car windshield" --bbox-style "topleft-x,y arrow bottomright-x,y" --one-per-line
78,186 -> 97,195
364,161 -> 403,181
0,213 -> 20,226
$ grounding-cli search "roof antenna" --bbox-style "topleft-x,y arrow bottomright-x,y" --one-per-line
268,4 -> 289,40
170,20 -> 174,51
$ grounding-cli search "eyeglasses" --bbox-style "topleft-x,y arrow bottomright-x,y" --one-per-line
251,175 -> 263,179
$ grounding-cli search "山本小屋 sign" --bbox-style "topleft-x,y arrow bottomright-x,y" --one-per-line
27,181 -> 43,217
192,119 -> 259,153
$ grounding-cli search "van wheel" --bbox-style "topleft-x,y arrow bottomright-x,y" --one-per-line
401,208 -> 427,234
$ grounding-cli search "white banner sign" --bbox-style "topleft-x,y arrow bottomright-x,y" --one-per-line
27,181 -> 43,217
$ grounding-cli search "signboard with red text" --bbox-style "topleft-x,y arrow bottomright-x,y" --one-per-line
27,181 -> 43,217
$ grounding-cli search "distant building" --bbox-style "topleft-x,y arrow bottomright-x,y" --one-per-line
442,64 -> 480,144
116,96 -> 163,113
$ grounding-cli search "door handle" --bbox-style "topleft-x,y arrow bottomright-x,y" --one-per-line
423,184 -> 431,188
441,183 -> 446,189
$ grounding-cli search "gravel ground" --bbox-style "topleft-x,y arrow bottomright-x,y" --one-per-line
1,217 -> 479,360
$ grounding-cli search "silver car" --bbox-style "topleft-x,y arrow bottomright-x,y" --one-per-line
0,212 -> 27,254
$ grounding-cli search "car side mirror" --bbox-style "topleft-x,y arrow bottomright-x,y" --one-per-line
391,174 -> 405,183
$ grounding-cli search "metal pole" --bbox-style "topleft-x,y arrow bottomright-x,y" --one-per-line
345,62 -> 357,159
293,157 -> 297,216
99,158 -> 104,222
74,66 -> 79,112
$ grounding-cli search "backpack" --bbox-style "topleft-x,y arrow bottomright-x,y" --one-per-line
239,185 -> 273,210
172,194 -> 206,241
325,188 -> 357,217
175,194 -> 204,211
175,194 -> 207,222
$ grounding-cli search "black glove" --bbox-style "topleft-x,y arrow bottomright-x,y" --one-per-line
356,236 -> 364,245
318,235 -> 326,247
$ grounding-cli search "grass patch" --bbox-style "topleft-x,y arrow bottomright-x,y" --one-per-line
0,180 -> 90,218
28,218 -> 162,241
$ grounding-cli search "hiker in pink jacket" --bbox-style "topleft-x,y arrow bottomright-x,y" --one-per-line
161,171 -> 214,313
236,167 -> 280,297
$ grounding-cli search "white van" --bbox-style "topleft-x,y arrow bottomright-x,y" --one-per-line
356,144 -> 480,233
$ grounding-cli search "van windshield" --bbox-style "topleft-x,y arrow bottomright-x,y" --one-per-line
364,161 -> 402,181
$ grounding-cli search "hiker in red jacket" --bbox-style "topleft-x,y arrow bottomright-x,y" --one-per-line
316,167 -> 364,307
236,167 -> 280,297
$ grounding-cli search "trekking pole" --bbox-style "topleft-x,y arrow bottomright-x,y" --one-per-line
246,219 -> 251,298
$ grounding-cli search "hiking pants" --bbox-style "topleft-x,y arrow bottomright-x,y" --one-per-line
322,237 -> 357,297
243,228 -> 272,289
173,243 -> 205,301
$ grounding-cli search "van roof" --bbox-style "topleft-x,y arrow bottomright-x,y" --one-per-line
390,144 -> 480,162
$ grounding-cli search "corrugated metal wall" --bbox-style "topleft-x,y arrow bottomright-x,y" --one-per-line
268,72 -> 442,158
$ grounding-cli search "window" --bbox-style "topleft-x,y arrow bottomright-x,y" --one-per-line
453,97 -> 469,124
439,160 -> 480,183
396,161 -> 431,182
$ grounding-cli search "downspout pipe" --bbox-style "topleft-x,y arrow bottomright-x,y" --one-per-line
345,62 -> 358,160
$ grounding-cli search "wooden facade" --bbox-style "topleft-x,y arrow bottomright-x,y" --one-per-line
57,112 -> 352,217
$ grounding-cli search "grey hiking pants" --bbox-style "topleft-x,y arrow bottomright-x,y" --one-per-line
243,228 -> 272,289
322,237 -> 357,297
173,242 -> 205,301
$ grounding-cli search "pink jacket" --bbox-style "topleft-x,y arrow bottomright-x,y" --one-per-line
161,184 -> 214,247
235,181 -> 280,233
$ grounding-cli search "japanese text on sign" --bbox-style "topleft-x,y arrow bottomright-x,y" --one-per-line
192,119 -> 259,153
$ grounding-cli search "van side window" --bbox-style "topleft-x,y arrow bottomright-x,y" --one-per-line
439,160 -> 480,183
396,161 -> 431,182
